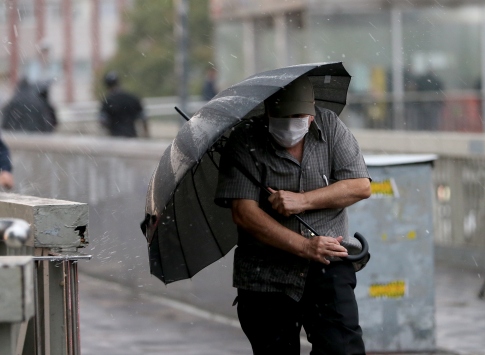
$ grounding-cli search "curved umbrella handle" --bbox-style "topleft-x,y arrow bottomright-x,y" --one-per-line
344,232 -> 369,262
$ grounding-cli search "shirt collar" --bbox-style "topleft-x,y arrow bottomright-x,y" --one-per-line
309,117 -> 326,142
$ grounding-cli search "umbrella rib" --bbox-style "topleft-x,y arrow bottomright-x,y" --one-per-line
206,151 -> 219,170
190,165 -> 225,256
172,190 -> 192,278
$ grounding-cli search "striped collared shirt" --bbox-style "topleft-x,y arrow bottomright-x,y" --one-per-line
215,107 -> 370,301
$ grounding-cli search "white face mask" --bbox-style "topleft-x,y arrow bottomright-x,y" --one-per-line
268,116 -> 310,148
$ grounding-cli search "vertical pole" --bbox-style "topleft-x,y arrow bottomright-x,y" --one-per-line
43,259 -> 51,354
91,0 -> 101,73
65,261 -> 74,354
481,6 -> 485,126
117,0 -> 127,34
8,0 -> 19,88
63,0 -> 74,103
15,320 -> 29,355
274,14 -> 288,68
174,0 -> 189,126
34,0 -> 46,44
391,7 -> 405,130
34,0 -> 48,83
33,256 -> 44,355
0,324 -> 16,355
243,19 -> 256,77
49,259 -> 69,354
71,262 -> 80,354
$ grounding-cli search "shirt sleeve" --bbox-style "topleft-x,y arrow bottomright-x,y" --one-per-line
214,125 -> 262,208
326,111 -> 371,181
0,138 -> 12,172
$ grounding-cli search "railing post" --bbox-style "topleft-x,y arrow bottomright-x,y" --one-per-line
0,256 -> 35,355
0,193 -> 91,355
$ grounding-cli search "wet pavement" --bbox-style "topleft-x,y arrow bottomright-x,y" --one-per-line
80,261 -> 485,355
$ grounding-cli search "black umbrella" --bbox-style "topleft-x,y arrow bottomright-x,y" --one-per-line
142,62 -> 368,285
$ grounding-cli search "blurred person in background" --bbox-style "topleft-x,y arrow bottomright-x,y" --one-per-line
1,78 -> 53,133
36,81 -> 58,132
99,71 -> 149,138
415,69 -> 444,131
201,66 -> 218,101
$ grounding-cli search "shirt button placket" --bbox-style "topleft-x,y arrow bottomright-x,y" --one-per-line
300,168 -> 305,214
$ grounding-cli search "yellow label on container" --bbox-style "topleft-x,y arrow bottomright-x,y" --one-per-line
369,280 -> 406,298
407,231 -> 417,240
370,178 -> 399,198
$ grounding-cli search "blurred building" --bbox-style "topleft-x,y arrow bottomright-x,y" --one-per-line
210,0 -> 485,132
0,0 -> 129,105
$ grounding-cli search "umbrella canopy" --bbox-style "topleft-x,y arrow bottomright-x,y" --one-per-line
143,62 -> 352,284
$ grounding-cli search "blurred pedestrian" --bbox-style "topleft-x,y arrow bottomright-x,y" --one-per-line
215,76 -> 371,354
201,67 -> 218,101
1,78 -> 53,133
0,136 -> 14,190
99,71 -> 149,138
36,81 -> 57,132
415,69 -> 444,131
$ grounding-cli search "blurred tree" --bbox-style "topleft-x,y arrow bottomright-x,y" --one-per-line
95,0 -> 213,98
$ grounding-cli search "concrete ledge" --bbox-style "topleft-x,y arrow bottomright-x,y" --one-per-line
6,128 -> 485,160
0,193 -> 89,250
353,129 -> 485,158
2,132 -> 171,160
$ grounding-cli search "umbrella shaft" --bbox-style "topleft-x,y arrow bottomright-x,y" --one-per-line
294,215 -> 318,236
175,106 -> 190,121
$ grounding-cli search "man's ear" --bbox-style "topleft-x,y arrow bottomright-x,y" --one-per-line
309,115 -> 315,123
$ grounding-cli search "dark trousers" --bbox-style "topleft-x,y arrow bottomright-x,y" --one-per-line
236,261 -> 365,355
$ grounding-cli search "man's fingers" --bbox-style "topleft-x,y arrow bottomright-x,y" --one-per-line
267,187 -> 276,194
332,251 -> 349,258
303,237 -> 350,264
319,236 -> 343,245
326,245 -> 348,254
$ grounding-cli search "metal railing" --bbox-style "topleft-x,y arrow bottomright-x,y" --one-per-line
58,95 -> 207,123
54,92 -> 485,136
1,249 -> 92,355
345,90 -> 483,132
0,194 -> 91,355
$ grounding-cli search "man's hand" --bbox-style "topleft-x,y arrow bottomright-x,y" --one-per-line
267,187 -> 307,217
301,236 -> 348,265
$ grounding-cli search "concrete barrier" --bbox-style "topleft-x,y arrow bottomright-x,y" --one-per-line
4,129 -> 485,320
3,133 -> 239,318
